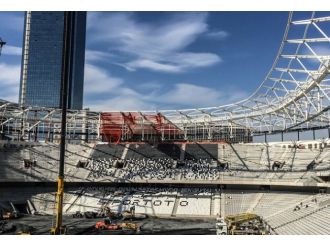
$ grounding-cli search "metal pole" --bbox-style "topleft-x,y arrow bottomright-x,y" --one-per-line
297,130 -> 300,141
52,11 -> 73,235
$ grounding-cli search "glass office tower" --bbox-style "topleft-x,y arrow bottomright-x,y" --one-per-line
19,11 -> 86,110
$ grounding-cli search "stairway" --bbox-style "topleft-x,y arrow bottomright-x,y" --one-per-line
171,196 -> 180,217
220,191 -> 225,217
248,192 -> 264,212
210,194 -> 215,216
180,144 -> 186,161
218,144 -> 225,162
27,199 -> 36,214
121,144 -> 130,160
64,189 -> 84,213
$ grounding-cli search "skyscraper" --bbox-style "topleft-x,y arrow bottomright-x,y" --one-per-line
19,11 -> 86,110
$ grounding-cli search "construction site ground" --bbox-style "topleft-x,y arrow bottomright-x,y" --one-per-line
0,215 -> 217,235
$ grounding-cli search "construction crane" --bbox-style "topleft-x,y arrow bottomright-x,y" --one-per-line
0,38 -> 6,56
50,11 -> 73,235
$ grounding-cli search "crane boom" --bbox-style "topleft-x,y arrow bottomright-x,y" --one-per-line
50,11 -> 73,235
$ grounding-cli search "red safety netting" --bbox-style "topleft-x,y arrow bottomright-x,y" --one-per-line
100,112 -> 183,143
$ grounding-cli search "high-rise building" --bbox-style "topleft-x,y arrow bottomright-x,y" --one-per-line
19,11 -> 86,110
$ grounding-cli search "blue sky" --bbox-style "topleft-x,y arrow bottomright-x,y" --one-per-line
0,11 -> 293,111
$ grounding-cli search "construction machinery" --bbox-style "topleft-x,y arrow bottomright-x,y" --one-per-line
122,210 -> 134,220
215,217 -> 228,235
95,220 -> 120,231
94,220 -> 139,232
121,206 -> 147,220
2,211 -> 19,220
50,11 -> 72,235
100,206 -> 122,219
17,230 -> 31,235
72,211 -> 84,218
216,213 -> 269,235
94,205 -> 139,232
120,222 -> 139,232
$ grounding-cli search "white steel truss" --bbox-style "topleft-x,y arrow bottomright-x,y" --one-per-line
0,12 -> 330,142
157,12 -> 330,134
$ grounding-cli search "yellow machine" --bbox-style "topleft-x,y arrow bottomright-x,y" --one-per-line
17,231 -> 31,235
225,213 -> 260,235
50,177 -> 66,235
216,213 -> 267,235
120,222 -> 139,231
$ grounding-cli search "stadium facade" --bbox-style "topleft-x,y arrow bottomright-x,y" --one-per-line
19,11 -> 86,110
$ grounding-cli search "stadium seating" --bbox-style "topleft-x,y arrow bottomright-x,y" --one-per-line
1,139 -> 330,234
1,140 -> 330,184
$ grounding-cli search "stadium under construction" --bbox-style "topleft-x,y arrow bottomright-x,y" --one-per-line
1,12 -> 330,235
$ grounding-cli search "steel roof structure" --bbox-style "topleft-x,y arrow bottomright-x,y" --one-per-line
0,12 -> 330,142
159,12 -> 330,133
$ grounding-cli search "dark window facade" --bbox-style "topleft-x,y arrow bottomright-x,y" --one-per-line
19,11 -> 86,110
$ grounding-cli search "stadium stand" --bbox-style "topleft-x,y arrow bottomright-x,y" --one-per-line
1,140 -> 330,185
1,139 -> 330,234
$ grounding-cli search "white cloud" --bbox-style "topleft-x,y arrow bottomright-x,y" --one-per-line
85,80 -> 248,111
84,63 -> 154,111
83,64 -> 248,111
206,30 -> 229,40
171,52 -> 221,68
0,63 -> 20,85
89,12 -> 208,55
155,83 -> 223,107
88,12 -> 224,73
84,63 -> 123,94
1,45 -> 22,56
0,63 -> 20,103
126,52 -> 221,73
87,97 -> 155,112
153,83 -> 249,109
126,59 -> 182,73
85,50 -> 114,62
